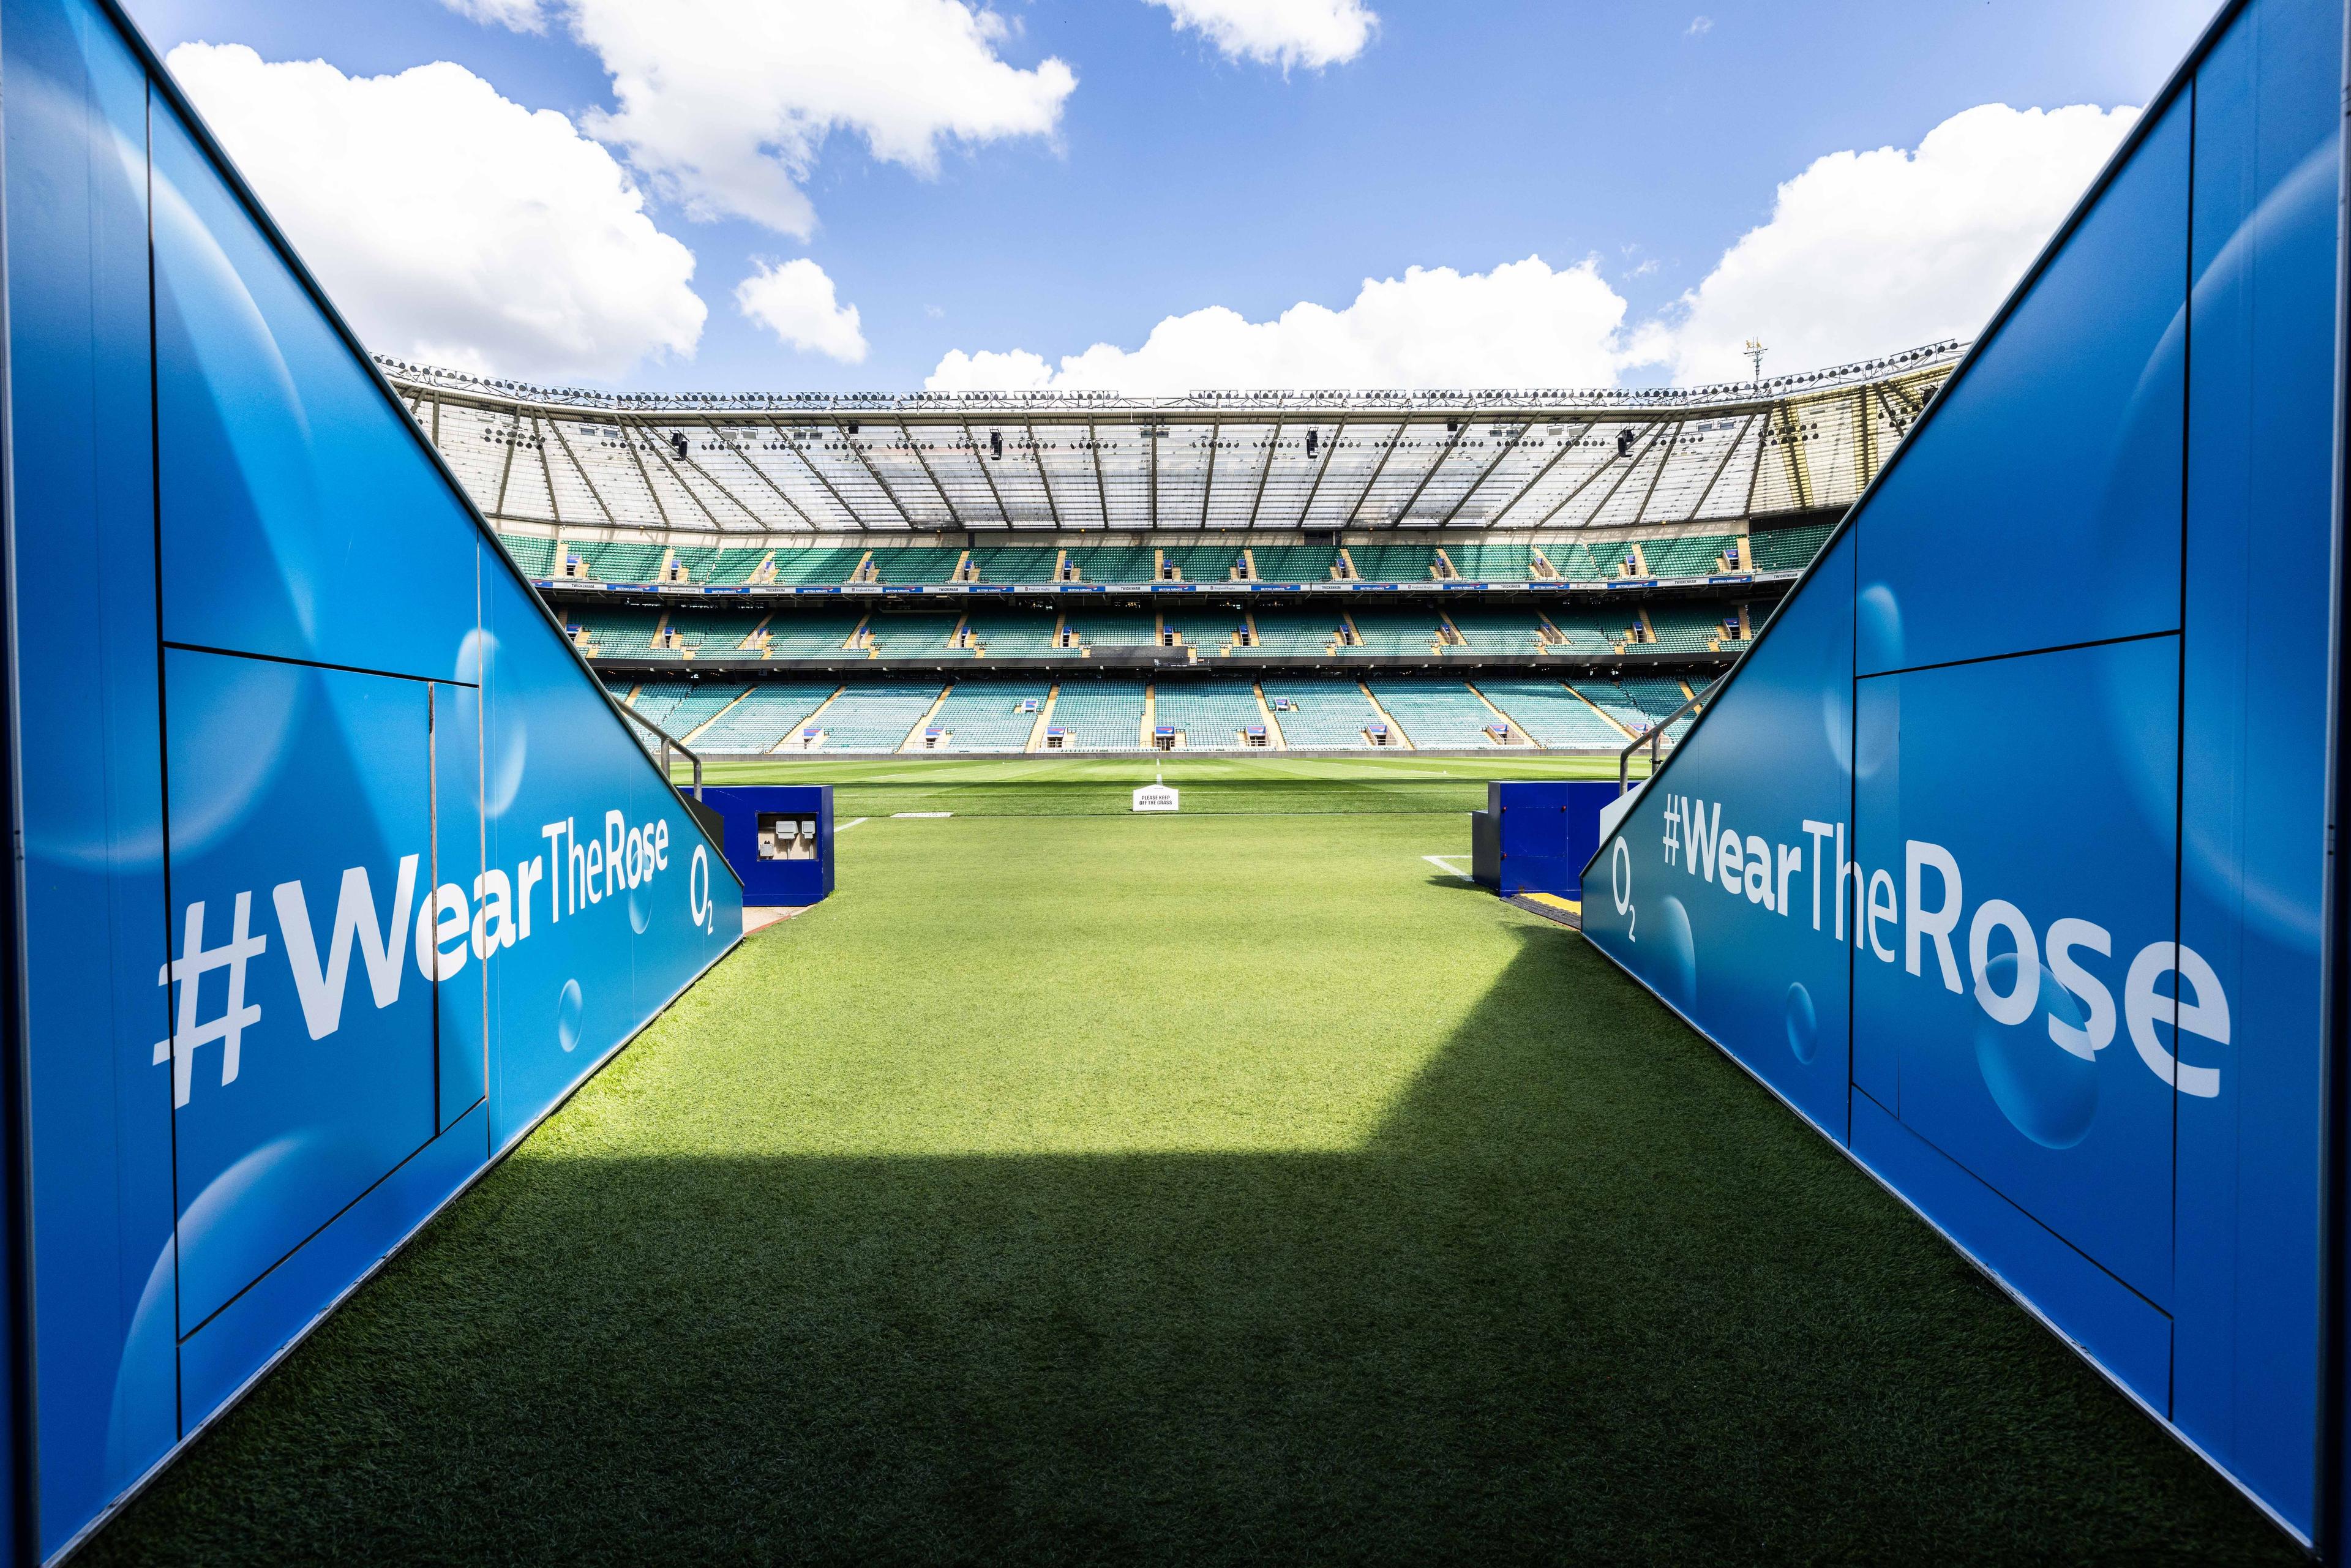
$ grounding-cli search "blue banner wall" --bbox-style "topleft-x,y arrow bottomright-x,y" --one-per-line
0,0 -> 743,1558
1586,0 -> 2340,1540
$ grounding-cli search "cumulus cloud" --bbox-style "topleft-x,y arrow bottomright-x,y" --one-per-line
167,43 -> 703,381
447,0 -> 1076,237
1146,0 -> 1378,68
928,255 -> 1641,393
1669,102 -> 2137,383
736,259 -> 868,362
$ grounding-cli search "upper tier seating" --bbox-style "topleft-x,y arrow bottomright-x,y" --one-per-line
1260,678 -> 1381,747
769,546 -> 870,585
1152,680 -> 1263,748
568,541 -> 669,583
1441,609 -> 1552,653
1570,680 -> 1655,734
1062,546 -> 1158,583
1158,544 -> 1247,581
865,547 -> 964,585
816,683 -> 944,749
966,545 -> 1061,583
1748,520 -> 1834,572
1345,544 -> 1439,581
1343,609 -> 1445,656
1366,679 -> 1507,747
1473,680 -> 1628,747
500,533 -> 558,576
960,610 -> 1062,657
692,683 -> 839,752
1249,609 -> 1346,655
1048,678 -> 1146,748
1540,540 -> 1608,579
1641,535 -> 1736,577
1441,542 -> 1539,580
662,543 -> 726,583
1248,544 -> 1340,581
927,682 -> 1049,751
1619,676 -> 1697,721
647,610 -> 767,659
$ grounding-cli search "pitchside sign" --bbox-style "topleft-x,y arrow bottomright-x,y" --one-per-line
1587,0 -> 2339,1537
1133,784 -> 1180,812
0,0 -> 744,1556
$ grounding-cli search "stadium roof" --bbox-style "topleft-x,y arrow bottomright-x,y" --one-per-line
383,342 -> 1963,536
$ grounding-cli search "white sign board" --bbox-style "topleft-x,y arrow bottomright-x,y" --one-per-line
1132,784 -> 1180,812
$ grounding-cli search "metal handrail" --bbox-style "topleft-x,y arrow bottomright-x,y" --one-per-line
1617,683 -> 1715,795
612,702 -> 705,800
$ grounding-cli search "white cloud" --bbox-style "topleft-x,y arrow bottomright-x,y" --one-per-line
447,0 -> 1076,238
1685,16 -> 1713,36
438,0 -> 549,31
927,255 -> 1641,394
1146,0 -> 1377,68
1669,102 -> 2137,383
167,43 -> 703,381
735,259 -> 868,362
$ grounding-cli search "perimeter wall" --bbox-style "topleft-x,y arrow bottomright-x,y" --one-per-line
1585,0 -> 2341,1539
0,0 -> 744,1556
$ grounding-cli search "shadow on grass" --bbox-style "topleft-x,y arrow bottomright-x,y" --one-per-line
85,929 -> 2293,1567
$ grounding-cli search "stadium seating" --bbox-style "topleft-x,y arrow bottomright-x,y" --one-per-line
1158,544 -> 1247,581
1641,535 -> 1737,577
1441,609 -> 1551,653
1248,544 -> 1340,581
1342,609 -> 1445,655
1151,680 -> 1264,748
758,611 -> 869,659
1620,675 -> 1697,721
768,546 -> 871,585
925,681 -> 1050,750
571,608 -> 664,657
624,680 -> 752,740
1345,543 -> 1439,581
811,683 -> 945,750
648,610 -> 768,659
567,540 -> 670,583
1365,679 -> 1512,746
1161,610 -> 1250,653
1062,545 -> 1158,583
1260,678 -> 1383,747
865,547 -> 966,585
862,611 -> 962,655
1472,680 -> 1629,748
499,533 -> 558,576
1748,520 -> 1834,572
1571,680 -> 1656,734
1248,609 -> 1348,655
1642,603 -> 1733,651
1539,539 -> 1608,579
1070,610 -> 1161,648
959,610 -> 1063,657
1542,607 -> 1633,655
966,545 -> 1062,583
1046,678 -> 1147,748
1439,542 -> 1539,580
691,683 -> 841,752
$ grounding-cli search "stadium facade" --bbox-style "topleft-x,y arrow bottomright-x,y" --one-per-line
380,356 -> 1963,756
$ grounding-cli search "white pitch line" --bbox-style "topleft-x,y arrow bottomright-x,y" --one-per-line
1423,853 -> 1475,882
837,817 -> 869,831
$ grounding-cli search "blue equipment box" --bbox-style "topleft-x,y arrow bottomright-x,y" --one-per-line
1471,780 -> 1614,898
701,785 -> 836,906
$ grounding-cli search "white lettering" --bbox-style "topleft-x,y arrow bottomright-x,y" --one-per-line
1905,841 -> 1963,992
273,855 -> 418,1040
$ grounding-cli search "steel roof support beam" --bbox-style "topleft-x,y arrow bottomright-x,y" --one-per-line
1245,416 -> 1284,528
610,415 -> 676,528
637,418 -> 726,530
705,415 -> 816,530
549,411 -> 617,524
1627,416 -> 1682,527
1023,419 -> 1064,529
764,416 -> 869,531
894,418 -> 966,526
1086,419 -> 1111,528
1688,410 -> 1759,520
827,415 -> 918,527
955,418 -> 1011,527
1393,410 -> 1477,523
1344,419 -> 1414,524
533,415 -> 562,527
1198,418 -> 1222,530
1438,413 -> 1542,527
1293,413 -> 1349,526
1539,421 -> 1655,528
492,409 -> 520,520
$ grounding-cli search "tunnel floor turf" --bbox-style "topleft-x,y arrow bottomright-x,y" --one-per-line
86,803 -> 2298,1566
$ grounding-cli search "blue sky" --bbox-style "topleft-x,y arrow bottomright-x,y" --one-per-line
121,0 -> 2214,394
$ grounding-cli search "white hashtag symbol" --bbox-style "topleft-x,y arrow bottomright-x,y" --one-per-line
153,893 -> 268,1109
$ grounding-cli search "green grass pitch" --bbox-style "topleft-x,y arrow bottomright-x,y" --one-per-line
86,764 -> 2293,1564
